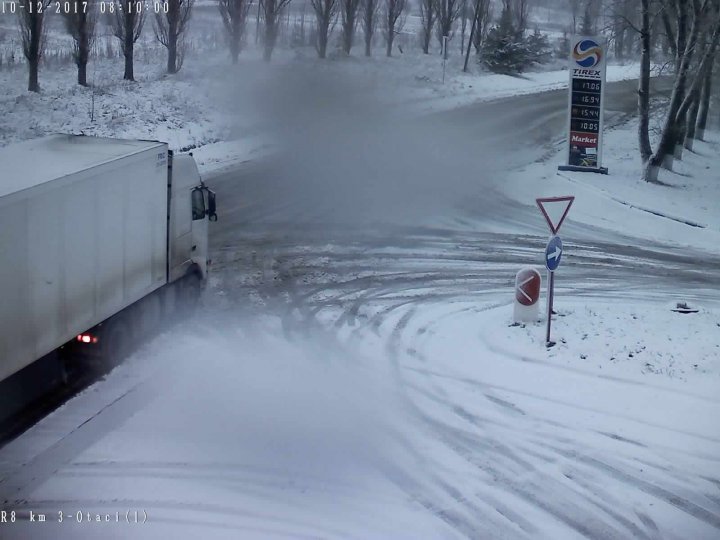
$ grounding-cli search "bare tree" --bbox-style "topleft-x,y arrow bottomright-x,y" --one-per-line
695,52 -> 715,139
638,0 -> 652,161
580,0 -> 599,35
63,0 -> 97,86
471,0 -> 490,53
341,0 -> 362,54
463,0 -> 489,71
383,0 -> 406,56
362,0 -> 380,55
660,0 -> 678,59
460,0 -> 468,53
686,5 -> 719,147
311,0 -> 339,58
261,0 -> 293,61
511,0 -> 529,35
608,0 -> 636,60
219,0 -> 252,63
112,0 -> 146,80
18,1 -> 50,92
155,0 -> 194,73
644,0 -> 720,181
567,0 -> 581,33
419,0 -> 436,54
435,0 -> 462,48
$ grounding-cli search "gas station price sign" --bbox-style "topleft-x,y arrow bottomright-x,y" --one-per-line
561,36 -> 607,174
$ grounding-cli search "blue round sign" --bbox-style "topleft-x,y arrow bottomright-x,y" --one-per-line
545,236 -> 563,272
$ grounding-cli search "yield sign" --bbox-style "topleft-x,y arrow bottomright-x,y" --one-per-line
536,196 -> 575,234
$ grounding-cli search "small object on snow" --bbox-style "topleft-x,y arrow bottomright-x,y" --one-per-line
546,341 -> 556,348
671,302 -> 699,314
580,354 -> 587,359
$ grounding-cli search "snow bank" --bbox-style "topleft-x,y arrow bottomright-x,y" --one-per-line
502,113 -> 720,254
486,301 -> 720,396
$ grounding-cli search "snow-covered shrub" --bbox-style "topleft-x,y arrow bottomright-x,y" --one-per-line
481,20 -> 551,74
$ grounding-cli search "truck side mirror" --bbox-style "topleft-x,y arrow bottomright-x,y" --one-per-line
207,190 -> 218,222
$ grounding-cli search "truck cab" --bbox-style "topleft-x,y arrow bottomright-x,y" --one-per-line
168,153 -> 217,283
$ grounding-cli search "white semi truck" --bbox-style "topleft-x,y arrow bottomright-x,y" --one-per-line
0,135 -> 217,420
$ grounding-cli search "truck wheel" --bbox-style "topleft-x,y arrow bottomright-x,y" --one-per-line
179,272 -> 202,314
101,319 -> 131,368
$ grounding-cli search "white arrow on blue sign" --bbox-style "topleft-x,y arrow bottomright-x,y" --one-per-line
545,236 -> 563,272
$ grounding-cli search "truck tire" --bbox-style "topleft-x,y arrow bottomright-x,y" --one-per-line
178,271 -> 202,314
101,318 -> 132,368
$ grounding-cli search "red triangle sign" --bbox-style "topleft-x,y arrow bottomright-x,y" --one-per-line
536,196 -> 575,234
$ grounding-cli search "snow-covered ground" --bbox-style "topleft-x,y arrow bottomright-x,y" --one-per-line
2,13 -> 719,539
502,116 -> 720,254
1,41 -> 653,175
1,287 -> 718,538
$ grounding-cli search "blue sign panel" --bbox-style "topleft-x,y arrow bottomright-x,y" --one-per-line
545,236 -> 563,272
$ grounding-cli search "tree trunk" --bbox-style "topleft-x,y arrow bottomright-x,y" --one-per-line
168,34 -> 177,74
342,11 -> 355,55
615,25 -> 625,61
124,26 -> 134,80
318,25 -> 328,58
230,35 -> 240,64
684,86 -> 701,150
422,30 -> 431,54
386,31 -> 393,57
28,58 -> 40,92
77,60 -> 88,86
25,12 -> 43,92
124,50 -> 134,80
264,18 -> 277,61
255,0 -> 262,44
77,26 -> 90,87
645,2 -> 707,179
638,0 -> 652,163
463,1 -> 478,73
696,63 -> 713,140
661,10 -> 677,59
645,123 -> 678,182
459,0 -> 467,54
364,24 -> 372,56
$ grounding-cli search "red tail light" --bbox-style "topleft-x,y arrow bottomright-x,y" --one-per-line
77,334 -> 98,344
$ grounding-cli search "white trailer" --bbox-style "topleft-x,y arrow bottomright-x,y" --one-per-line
0,135 -> 216,419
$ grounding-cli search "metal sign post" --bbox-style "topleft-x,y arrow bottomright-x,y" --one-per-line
558,36 -> 608,175
545,270 -> 555,344
442,36 -> 448,84
536,197 -> 574,348
544,235 -> 563,346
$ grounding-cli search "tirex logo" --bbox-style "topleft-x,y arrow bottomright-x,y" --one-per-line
572,39 -> 602,68
570,132 -> 598,147
573,68 -> 601,78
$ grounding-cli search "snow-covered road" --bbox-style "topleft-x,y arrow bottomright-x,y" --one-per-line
1,78 -> 719,539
